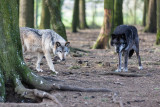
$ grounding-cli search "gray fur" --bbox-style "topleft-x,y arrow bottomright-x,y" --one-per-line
111,25 -> 142,72
20,27 -> 70,74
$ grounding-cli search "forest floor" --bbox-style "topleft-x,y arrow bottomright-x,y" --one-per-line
2,26 -> 160,107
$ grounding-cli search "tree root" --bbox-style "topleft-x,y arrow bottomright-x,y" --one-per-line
99,72 -> 150,77
14,78 -> 62,107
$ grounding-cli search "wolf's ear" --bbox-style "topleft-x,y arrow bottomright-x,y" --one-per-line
56,42 -> 61,47
65,42 -> 70,47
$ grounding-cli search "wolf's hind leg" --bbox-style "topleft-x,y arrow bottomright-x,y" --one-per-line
36,52 -> 44,72
135,44 -> 143,70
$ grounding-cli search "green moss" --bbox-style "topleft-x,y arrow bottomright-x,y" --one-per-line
156,30 -> 160,45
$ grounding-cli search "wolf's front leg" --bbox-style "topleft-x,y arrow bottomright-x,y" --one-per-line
36,52 -> 44,72
115,52 -> 122,72
44,51 -> 58,74
123,51 -> 129,72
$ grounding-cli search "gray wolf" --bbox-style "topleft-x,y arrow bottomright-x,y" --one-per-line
20,27 -> 70,74
111,25 -> 142,72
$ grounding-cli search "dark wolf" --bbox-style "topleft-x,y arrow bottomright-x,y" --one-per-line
111,25 -> 142,72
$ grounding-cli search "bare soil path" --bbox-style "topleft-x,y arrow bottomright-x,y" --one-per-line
1,26 -> 160,107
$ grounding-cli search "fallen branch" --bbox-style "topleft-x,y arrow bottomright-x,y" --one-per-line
70,47 -> 90,53
99,72 -> 150,77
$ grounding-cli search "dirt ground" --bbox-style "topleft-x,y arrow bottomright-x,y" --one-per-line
2,26 -> 160,107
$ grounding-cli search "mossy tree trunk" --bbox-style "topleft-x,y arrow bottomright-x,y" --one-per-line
143,0 -> 149,26
39,0 -> 50,29
144,0 -> 157,33
72,0 -> 79,32
0,0 -> 111,103
113,0 -> 123,30
156,0 -> 160,45
46,0 -> 67,40
19,0 -> 34,28
92,0 -> 114,49
79,0 -> 88,29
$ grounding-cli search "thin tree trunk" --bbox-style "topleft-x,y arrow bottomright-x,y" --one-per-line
134,0 -> 137,25
19,0 -> 34,28
143,0 -> 148,26
72,0 -> 79,32
39,0 -> 50,29
46,0 -> 67,40
156,0 -> 160,45
144,0 -> 157,33
113,0 -> 123,30
79,0 -> 88,29
92,0 -> 114,49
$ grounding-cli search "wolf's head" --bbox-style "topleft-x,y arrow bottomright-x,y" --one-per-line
111,33 -> 127,53
54,42 -> 70,61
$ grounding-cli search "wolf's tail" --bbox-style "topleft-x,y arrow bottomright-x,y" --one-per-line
129,49 -> 134,58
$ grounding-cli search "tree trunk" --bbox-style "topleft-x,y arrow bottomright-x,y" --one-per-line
144,0 -> 157,33
72,0 -> 79,32
46,0 -> 67,40
143,0 -> 149,26
19,0 -> 34,28
156,0 -> 160,45
0,0 -> 111,103
113,0 -> 123,30
79,0 -> 88,29
134,0 -> 137,25
39,0 -> 50,29
92,0 -> 114,49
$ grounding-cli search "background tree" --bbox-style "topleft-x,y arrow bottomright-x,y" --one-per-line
113,0 -> 123,30
39,0 -> 50,29
134,0 -> 137,25
92,0 -> 114,49
156,0 -> 160,45
144,0 -> 157,32
19,0 -> 34,27
79,0 -> 88,29
0,0 -> 111,103
46,0 -> 67,40
143,0 -> 149,26
72,0 -> 79,32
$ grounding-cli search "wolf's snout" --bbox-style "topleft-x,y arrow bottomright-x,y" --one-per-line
62,59 -> 65,61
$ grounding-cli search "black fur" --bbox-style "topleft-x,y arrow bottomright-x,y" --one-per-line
129,49 -> 134,58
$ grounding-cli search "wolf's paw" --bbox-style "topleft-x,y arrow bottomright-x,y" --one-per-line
36,68 -> 43,72
115,69 -> 121,72
50,69 -> 58,74
123,68 -> 128,72
139,66 -> 143,70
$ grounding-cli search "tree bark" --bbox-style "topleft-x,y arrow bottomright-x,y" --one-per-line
72,0 -> 79,32
92,0 -> 114,49
19,0 -> 34,28
39,0 -> 50,29
144,0 -> 157,33
79,0 -> 88,29
113,0 -> 123,30
156,0 -> 160,45
143,0 -> 149,26
46,0 -> 67,40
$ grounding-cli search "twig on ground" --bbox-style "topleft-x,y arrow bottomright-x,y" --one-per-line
70,47 -> 90,53
99,72 -> 151,77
